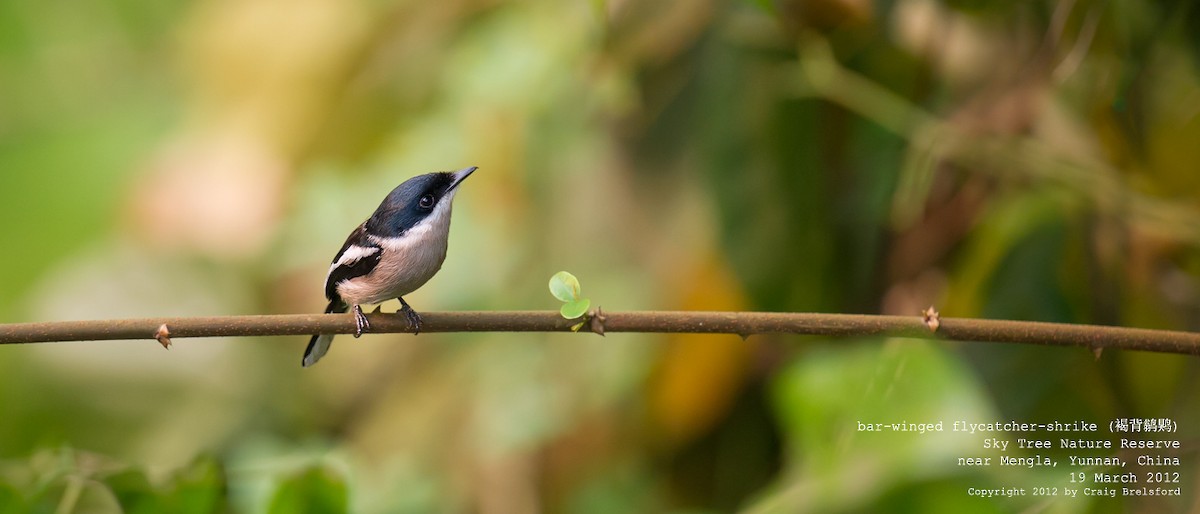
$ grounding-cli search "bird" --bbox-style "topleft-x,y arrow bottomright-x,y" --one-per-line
302,166 -> 477,367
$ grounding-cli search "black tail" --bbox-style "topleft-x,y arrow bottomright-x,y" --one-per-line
302,299 -> 345,367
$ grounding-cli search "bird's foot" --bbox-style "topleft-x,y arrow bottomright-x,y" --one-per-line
398,298 -> 423,335
404,308 -> 423,334
352,304 -> 371,338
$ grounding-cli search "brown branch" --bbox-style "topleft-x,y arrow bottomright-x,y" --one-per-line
0,311 -> 1197,356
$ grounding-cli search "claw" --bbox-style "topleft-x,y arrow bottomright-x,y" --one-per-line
352,304 -> 371,338
398,297 -> 423,335
405,309 -> 423,334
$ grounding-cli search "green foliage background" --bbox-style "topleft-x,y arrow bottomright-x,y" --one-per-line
1,0 -> 1198,512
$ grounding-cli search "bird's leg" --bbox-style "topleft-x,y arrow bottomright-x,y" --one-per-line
352,304 -> 371,338
397,297 -> 423,334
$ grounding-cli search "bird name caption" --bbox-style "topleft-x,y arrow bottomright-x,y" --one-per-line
855,418 -> 1184,499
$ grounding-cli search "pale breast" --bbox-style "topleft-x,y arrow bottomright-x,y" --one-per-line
335,203 -> 453,306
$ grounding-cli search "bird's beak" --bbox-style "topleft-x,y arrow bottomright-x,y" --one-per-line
449,166 -> 477,191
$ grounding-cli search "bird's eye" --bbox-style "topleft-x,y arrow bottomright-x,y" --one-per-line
418,194 -> 435,209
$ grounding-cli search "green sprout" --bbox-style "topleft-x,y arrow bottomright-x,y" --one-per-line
549,271 -> 590,331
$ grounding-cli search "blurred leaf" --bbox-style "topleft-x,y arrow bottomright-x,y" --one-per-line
750,341 -> 1003,513
24,484 -> 65,514
75,481 -> 125,514
0,450 -> 226,514
870,478 -> 1009,514
550,271 -> 582,302
945,189 -> 1079,317
267,467 -> 347,514
979,220 -> 1074,322
165,457 -> 226,514
561,298 -> 591,319
105,468 -> 160,514
0,483 -> 25,514
30,478 -> 122,514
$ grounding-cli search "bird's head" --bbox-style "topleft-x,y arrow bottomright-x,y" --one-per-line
366,166 -> 476,238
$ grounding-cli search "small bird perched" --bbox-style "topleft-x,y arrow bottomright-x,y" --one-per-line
302,166 -> 476,367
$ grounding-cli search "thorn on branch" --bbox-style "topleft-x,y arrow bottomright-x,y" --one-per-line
1092,346 -> 1103,361
154,323 -> 172,349
922,306 -> 940,332
589,307 -> 607,336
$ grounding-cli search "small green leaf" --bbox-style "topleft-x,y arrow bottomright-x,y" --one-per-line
549,271 -> 582,302
570,322 -> 585,332
560,298 -> 590,320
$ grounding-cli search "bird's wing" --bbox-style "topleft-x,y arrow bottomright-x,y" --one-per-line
324,223 -> 383,301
